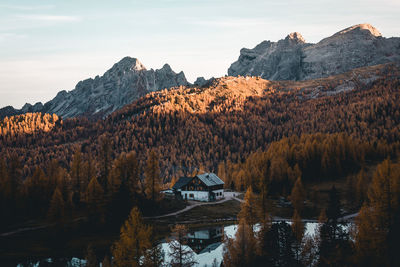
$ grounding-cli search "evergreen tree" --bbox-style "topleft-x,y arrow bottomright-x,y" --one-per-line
292,209 -> 305,262
85,244 -> 98,267
301,235 -> 318,267
259,221 -> 297,267
318,186 -> 352,266
102,255 -> 112,267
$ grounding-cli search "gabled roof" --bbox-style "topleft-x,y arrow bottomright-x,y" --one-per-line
196,173 -> 224,187
172,176 -> 192,190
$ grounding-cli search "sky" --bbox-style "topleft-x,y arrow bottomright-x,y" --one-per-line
0,0 -> 399,108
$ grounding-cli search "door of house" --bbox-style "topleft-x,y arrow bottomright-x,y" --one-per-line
209,191 -> 215,201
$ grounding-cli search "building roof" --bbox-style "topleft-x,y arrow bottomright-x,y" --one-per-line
196,173 -> 224,187
172,176 -> 192,190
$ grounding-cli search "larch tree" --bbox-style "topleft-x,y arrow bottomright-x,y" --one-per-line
70,148 -> 84,207
168,224 -> 197,267
238,186 -> 258,230
256,213 -> 272,264
25,166 -> 52,217
112,207 -> 152,267
355,159 -> 400,266
258,160 -> 270,221
145,150 -> 161,202
47,187 -> 65,222
99,134 -> 112,193
0,157 -> 8,226
83,152 -> 96,194
143,241 -> 165,267
290,176 -> 306,214
355,168 -> 369,206
86,176 -> 105,222
223,219 -> 258,267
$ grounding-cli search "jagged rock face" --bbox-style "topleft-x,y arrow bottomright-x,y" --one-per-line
229,32 -> 309,80
0,106 -> 19,119
32,57 -> 189,118
1,57 -> 189,119
0,102 -> 44,119
194,76 -> 215,87
21,102 -> 44,113
228,24 -> 400,80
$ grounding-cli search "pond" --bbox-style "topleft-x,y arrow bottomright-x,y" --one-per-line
160,223 -> 319,267
15,222 -> 321,266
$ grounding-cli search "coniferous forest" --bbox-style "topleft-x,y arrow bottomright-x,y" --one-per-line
1,64 -> 400,266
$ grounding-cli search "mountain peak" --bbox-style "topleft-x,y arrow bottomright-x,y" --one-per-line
161,63 -> 172,71
335,23 -> 382,37
285,32 -> 306,43
117,56 -> 147,71
228,23 -> 399,81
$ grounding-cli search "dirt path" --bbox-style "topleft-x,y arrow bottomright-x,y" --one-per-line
0,217 -> 85,238
0,224 -> 50,237
144,192 -> 243,219
144,190 -> 358,223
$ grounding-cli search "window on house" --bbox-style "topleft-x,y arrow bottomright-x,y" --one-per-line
189,193 -> 194,198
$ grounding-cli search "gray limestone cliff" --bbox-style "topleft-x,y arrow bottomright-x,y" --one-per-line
228,24 -> 400,80
1,57 -> 189,119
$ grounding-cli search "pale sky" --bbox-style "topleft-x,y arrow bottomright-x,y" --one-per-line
0,0 -> 399,108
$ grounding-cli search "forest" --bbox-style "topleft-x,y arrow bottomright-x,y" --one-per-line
1,66 -> 400,266
1,67 -> 399,182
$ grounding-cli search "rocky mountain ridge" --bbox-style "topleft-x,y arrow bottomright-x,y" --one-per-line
228,23 -> 400,80
2,23 -> 399,120
0,57 -> 188,119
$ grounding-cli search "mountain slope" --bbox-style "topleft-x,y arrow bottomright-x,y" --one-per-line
228,24 -> 400,80
0,57 -> 189,119
2,63 -> 399,179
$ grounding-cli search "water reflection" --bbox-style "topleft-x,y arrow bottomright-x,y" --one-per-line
162,222 -> 322,267
17,222 -> 325,266
186,226 -> 224,254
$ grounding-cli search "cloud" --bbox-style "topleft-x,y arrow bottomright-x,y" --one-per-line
15,14 -> 81,22
186,17 -> 271,28
0,4 -> 55,11
0,33 -> 27,42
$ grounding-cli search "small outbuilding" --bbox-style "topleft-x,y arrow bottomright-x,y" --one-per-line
172,173 -> 224,202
